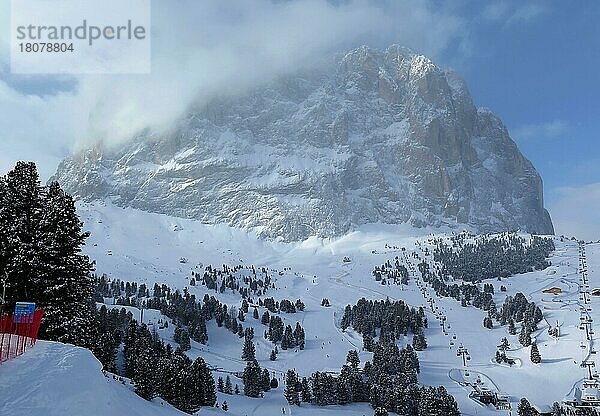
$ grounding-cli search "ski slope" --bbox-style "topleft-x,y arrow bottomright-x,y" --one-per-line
6,200 -> 598,416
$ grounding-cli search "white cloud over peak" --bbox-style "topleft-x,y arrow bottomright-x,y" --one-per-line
481,2 -> 550,26
0,0 -> 466,179
512,120 -> 568,140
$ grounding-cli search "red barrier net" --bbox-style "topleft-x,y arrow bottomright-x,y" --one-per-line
0,308 -> 44,363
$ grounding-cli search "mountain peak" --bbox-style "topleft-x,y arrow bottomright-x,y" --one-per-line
52,45 -> 554,240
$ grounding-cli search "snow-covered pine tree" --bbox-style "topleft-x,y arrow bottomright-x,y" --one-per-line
174,325 -> 191,351
37,181 -> 95,345
133,333 -> 157,400
271,377 -> 279,389
517,398 -> 537,416
242,334 -> 256,361
190,356 -> 216,408
300,377 -> 311,402
483,317 -> 493,329
412,331 -> 427,351
346,350 -> 360,368
284,369 -> 300,405
293,322 -> 305,349
261,368 -> 271,391
224,375 -> 233,394
551,401 -> 561,416
243,359 -> 262,397
282,325 -> 294,350
519,325 -> 532,347
374,407 -> 388,416
508,318 -> 517,335
530,342 -> 541,364
165,352 -> 192,411
0,162 -> 44,306
0,164 -> 95,346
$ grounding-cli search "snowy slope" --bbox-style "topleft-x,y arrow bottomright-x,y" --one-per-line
3,201 -> 591,415
0,341 -> 185,416
68,201 -> 599,415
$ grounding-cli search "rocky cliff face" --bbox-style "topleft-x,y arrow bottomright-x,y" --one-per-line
53,45 -> 554,240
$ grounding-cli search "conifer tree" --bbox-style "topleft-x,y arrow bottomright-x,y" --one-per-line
243,359 -> 262,397
508,318 -> 517,335
300,377 -> 311,403
0,165 -> 95,346
483,317 -> 493,329
133,334 -> 157,400
224,375 -> 233,394
174,325 -> 191,351
284,369 -> 300,405
190,356 -> 216,408
530,342 -> 541,364
0,162 -> 44,305
374,407 -> 389,416
39,181 -> 95,345
242,335 -> 256,361
412,331 -> 427,351
517,398 -> 538,416
519,325 -> 532,347
261,368 -> 271,391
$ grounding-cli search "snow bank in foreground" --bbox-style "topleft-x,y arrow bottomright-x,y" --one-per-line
0,340 -> 184,416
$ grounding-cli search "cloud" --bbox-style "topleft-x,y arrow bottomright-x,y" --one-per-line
0,0 -> 467,180
480,2 -> 549,26
512,120 -> 568,140
547,183 -> 600,241
506,4 -> 549,25
481,2 -> 511,21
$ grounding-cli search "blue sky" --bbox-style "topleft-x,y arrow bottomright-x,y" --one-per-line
0,0 -> 597,239
439,1 -> 600,239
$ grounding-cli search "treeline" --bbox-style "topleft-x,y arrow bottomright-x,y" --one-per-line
417,260 -> 544,336
96,263 -> 277,303
90,304 -> 216,413
95,277 -> 249,347
193,263 -> 274,298
284,344 -> 459,415
262,297 -> 305,313
372,257 -> 409,285
241,359 -> 277,398
264,314 -> 306,350
499,292 -> 543,346
433,233 -> 554,283
124,320 -> 216,413
91,305 -> 134,372
340,298 -> 427,349
95,276 -> 308,351
419,260 -> 497,312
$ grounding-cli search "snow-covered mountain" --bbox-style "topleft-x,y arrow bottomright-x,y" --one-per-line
53,45 -> 554,240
